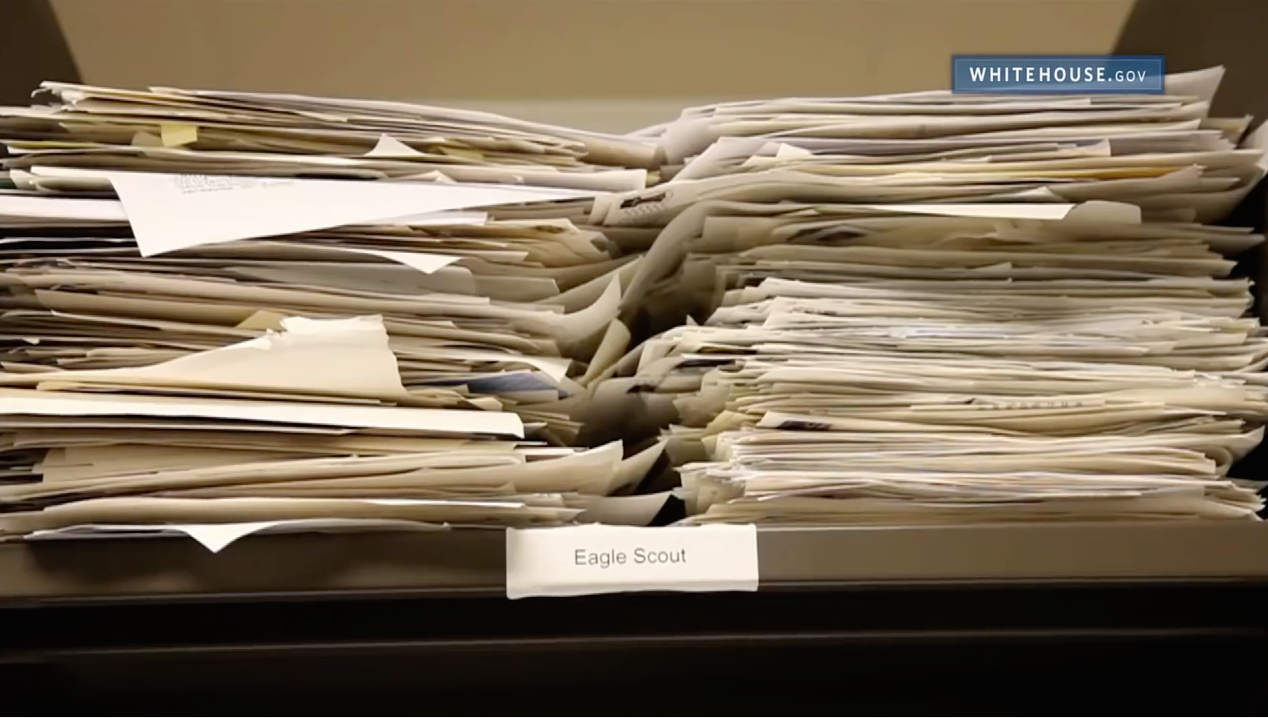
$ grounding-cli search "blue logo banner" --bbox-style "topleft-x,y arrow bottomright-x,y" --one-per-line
952,55 -> 1166,94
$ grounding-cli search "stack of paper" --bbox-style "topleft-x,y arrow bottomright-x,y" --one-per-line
662,67 -> 1247,194
0,83 -> 656,191
601,80 -> 1268,332
0,171 -> 647,440
5,68 -> 1268,538
597,209 -> 1268,523
0,314 -> 671,547
600,67 -> 1261,233
619,69 -> 1268,526
0,88 -> 675,548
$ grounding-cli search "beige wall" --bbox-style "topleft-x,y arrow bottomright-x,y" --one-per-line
51,0 -> 1135,131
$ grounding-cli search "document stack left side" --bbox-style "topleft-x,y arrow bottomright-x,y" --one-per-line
0,84 -> 672,550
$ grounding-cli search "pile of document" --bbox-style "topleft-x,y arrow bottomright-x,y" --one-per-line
0,315 -> 668,546
638,66 -> 1255,221
4,68 -> 1268,543
0,173 -> 645,440
0,82 -> 656,191
0,87 -> 671,547
596,66 -> 1268,525
604,72 -> 1268,328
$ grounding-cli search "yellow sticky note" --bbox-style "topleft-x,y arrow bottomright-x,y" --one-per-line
130,130 -> 164,147
160,123 -> 199,147
235,310 -> 288,331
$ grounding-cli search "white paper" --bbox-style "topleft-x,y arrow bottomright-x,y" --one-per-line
333,247 -> 463,274
365,134 -> 425,158
857,203 -> 1076,221
24,519 -> 443,551
576,491 -> 673,526
101,171 -> 600,256
504,524 -> 760,599
361,210 -> 488,227
0,192 -> 487,230
0,388 -> 526,438
4,315 -> 409,399
180,521 -> 281,552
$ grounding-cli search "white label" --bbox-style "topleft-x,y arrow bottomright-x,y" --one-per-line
504,524 -> 759,599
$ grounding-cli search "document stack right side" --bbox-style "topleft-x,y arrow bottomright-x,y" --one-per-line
598,65 -> 1268,527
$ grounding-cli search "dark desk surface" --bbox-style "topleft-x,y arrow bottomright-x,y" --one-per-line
4,521 -> 1268,713
3,520 -> 1268,604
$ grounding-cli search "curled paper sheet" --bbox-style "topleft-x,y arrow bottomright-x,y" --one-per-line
0,314 -> 409,400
